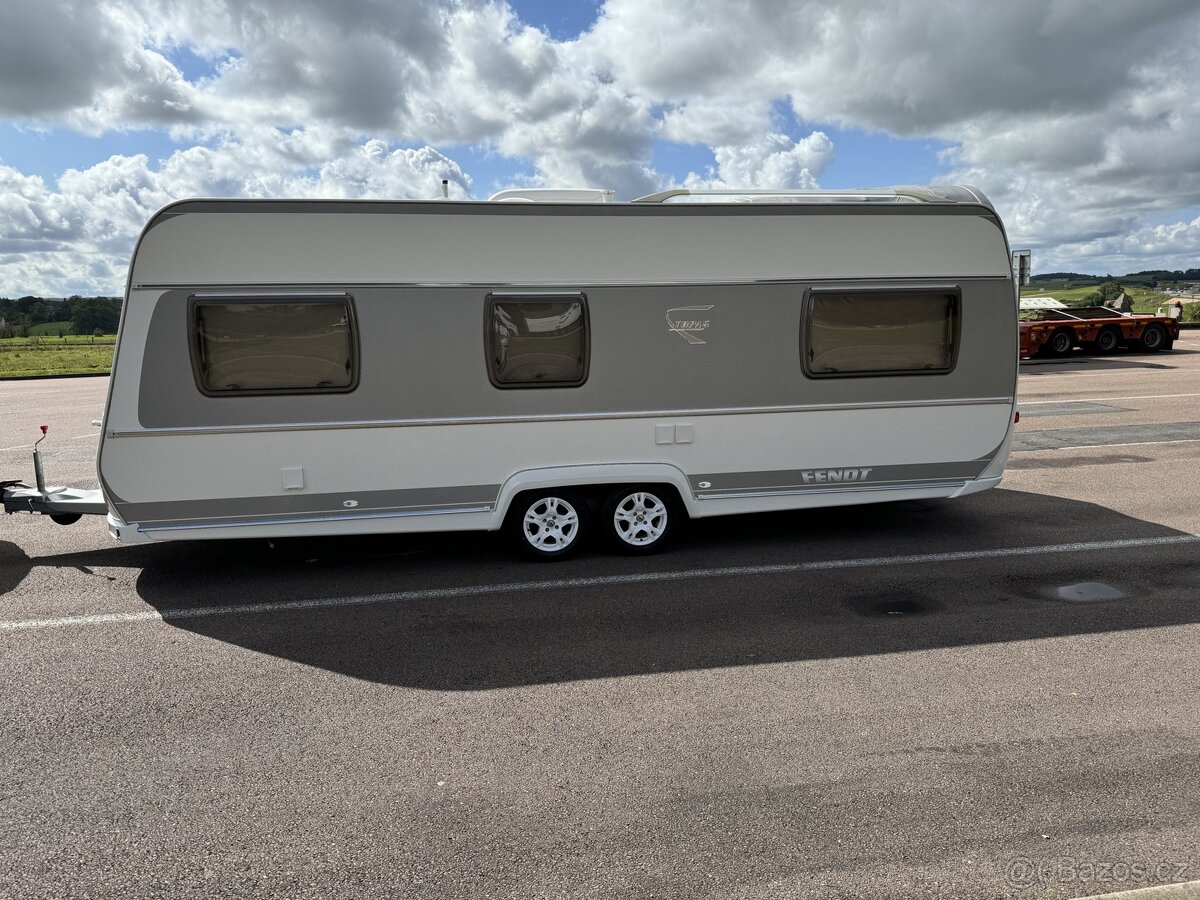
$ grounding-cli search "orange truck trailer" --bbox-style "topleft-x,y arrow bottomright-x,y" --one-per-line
1019,306 -> 1179,358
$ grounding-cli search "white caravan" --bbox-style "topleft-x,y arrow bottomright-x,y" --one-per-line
6,186 -> 1020,557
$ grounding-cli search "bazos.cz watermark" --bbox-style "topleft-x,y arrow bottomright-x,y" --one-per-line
1005,856 -> 1191,890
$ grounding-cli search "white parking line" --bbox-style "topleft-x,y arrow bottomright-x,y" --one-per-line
1023,373 -> 1123,379
2,534 -> 1197,633
1021,393 -> 1200,405
0,432 -> 101,452
1060,438 -> 1200,450
1011,438 -> 1200,453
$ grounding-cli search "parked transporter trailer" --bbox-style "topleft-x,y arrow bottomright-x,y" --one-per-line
12,186 -> 1021,557
1019,305 -> 1179,358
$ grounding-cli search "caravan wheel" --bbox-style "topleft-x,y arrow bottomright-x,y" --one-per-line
603,487 -> 676,554
509,492 -> 587,559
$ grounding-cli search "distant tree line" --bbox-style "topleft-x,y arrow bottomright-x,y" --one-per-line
1029,272 -> 1101,284
1078,281 -> 1126,307
1123,268 -> 1200,286
1031,268 -> 1200,288
0,296 -> 122,338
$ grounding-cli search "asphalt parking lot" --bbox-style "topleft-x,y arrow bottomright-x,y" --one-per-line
2,340 -> 1199,900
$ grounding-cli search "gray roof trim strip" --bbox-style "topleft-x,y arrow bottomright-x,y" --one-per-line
137,196 -> 1003,241
132,275 -> 1013,292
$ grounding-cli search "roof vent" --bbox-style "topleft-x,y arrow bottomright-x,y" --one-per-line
488,188 -> 615,203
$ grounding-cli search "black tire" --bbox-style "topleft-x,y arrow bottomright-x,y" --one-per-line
49,513 -> 82,526
1137,323 -> 1167,352
602,486 -> 678,555
506,491 -> 588,559
1093,327 -> 1121,354
1044,328 -> 1074,357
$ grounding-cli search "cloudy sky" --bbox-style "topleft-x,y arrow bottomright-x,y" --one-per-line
3,0 -> 1200,296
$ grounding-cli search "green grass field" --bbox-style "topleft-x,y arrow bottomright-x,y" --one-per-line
1020,284 -> 1170,312
0,336 -> 115,378
26,321 -> 76,337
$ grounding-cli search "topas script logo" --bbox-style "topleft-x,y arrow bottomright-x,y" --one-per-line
666,305 -> 714,344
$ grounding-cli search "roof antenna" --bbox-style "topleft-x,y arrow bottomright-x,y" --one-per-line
441,179 -> 449,199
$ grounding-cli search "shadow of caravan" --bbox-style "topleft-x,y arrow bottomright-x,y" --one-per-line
0,490 -> 1178,691
145,491 -> 1200,689
7,186 -> 1019,558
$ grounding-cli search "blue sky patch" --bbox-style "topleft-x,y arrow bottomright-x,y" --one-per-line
0,125 -> 182,185
506,0 -> 602,40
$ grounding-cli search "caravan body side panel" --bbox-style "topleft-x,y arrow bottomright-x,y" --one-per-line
100,200 -> 1017,541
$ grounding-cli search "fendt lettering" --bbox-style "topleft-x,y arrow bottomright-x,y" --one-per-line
800,468 -> 873,484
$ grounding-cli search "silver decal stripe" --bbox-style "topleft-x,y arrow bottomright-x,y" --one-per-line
117,485 -> 501,526
139,504 -> 494,533
690,461 -> 991,496
108,397 -> 1015,438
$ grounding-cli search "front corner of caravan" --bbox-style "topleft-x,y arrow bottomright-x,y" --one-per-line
108,514 -> 152,544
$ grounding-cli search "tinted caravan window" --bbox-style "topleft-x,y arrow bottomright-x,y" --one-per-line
192,296 -> 358,395
803,289 -> 959,377
487,294 -> 589,388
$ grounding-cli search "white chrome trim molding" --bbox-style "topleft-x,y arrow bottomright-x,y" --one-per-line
137,503 -> 495,533
694,480 -> 970,500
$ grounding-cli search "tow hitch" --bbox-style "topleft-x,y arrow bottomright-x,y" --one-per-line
2,426 -> 107,525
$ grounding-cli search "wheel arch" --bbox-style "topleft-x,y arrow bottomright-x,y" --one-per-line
489,463 -> 697,530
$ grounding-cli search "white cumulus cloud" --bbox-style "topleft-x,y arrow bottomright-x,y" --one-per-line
683,132 -> 834,191
3,0 -> 1200,289
0,140 -> 470,295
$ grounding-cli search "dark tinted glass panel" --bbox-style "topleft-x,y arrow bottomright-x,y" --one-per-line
195,300 -> 355,393
805,291 -> 957,376
488,298 -> 587,387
